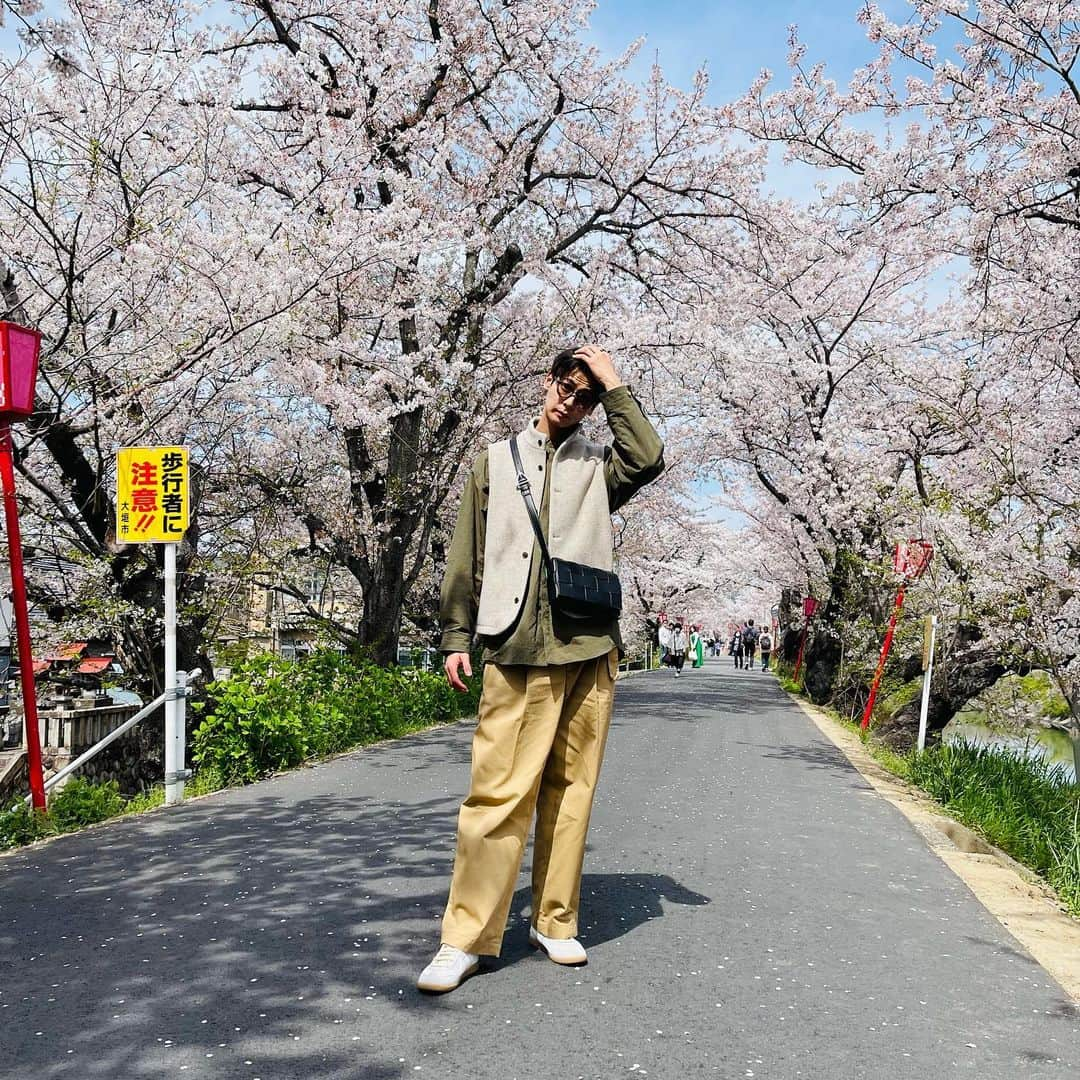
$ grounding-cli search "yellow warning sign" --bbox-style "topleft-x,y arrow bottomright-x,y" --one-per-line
116,446 -> 189,544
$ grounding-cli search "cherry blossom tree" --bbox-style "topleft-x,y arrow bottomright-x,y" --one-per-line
0,0 -> 351,687
0,0 -> 765,670
726,1 -> 1079,740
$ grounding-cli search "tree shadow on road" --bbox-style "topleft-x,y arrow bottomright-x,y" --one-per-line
0,749 -> 718,1080
741,740 -> 875,789
0,774 -> 468,1079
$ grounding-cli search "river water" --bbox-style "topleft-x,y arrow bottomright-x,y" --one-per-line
943,719 -> 1078,784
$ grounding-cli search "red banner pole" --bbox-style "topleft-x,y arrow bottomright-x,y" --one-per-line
0,422 -> 46,808
861,585 -> 906,732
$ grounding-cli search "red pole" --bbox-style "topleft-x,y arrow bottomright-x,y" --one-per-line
0,422 -> 46,808
861,585 -> 906,732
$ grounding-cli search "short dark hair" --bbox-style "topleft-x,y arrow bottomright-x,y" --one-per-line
550,347 -> 603,398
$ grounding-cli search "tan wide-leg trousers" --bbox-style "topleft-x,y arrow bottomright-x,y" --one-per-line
439,649 -> 618,956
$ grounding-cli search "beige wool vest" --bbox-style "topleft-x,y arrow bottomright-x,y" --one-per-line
475,420 -> 613,637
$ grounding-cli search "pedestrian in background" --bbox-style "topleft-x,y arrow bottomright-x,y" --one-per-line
759,628 -> 773,672
732,627 -> 744,669
658,613 -> 674,669
423,343 -> 664,993
690,624 -> 705,669
743,619 -> 759,670
670,621 -> 688,677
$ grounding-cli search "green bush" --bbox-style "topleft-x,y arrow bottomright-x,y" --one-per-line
0,801 -> 56,849
907,742 -> 1080,916
0,654 -> 478,850
192,650 -> 481,784
123,785 -> 166,814
47,778 -> 126,831
2,778 -> 129,850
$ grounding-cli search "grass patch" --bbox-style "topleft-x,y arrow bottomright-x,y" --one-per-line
0,768 -> 231,852
904,742 -> 1080,915
771,660 -> 803,695
859,730 -> 1079,918
877,677 -> 922,721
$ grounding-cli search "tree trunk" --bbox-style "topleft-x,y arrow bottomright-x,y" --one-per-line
875,645 -> 1010,749
355,404 -> 423,666
803,630 -> 842,704
801,550 -> 853,704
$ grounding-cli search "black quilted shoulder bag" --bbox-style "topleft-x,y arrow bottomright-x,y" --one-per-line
509,438 -> 622,621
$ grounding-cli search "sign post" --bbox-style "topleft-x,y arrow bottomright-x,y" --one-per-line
916,614 -> 938,751
116,446 -> 190,805
861,540 -> 934,732
0,321 -> 45,809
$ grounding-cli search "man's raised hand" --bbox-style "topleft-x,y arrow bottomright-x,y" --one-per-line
573,345 -> 622,392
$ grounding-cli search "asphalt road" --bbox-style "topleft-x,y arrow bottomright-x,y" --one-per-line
1,660 -> 1077,1079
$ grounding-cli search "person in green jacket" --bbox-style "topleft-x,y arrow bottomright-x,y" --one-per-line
690,625 -> 705,668
417,344 -> 664,993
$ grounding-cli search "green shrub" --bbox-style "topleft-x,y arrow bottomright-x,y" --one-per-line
192,650 -> 480,784
48,778 -> 125,831
123,785 -> 166,814
186,765 -> 226,797
0,801 -> 56,849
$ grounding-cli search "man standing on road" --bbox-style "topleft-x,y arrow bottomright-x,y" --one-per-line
419,344 -> 664,993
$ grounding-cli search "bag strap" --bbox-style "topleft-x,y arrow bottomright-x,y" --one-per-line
508,437 -> 599,621
509,437 -> 554,571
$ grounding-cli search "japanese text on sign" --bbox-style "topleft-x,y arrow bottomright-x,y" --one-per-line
116,446 -> 189,544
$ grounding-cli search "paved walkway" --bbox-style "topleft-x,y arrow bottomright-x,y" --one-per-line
1,661 -> 1077,1079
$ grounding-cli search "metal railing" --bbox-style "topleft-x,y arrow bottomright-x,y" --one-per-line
25,668 -> 202,806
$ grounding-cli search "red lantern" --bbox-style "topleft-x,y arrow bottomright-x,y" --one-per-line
0,321 -> 42,418
893,539 -> 933,580
803,596 -> 819,618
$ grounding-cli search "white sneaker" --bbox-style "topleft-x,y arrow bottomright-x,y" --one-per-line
416,943 -> 479,993
529,926 -> 588,966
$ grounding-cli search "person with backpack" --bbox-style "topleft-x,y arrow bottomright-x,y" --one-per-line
758,627 -> 773,672
742,619 -> 759,670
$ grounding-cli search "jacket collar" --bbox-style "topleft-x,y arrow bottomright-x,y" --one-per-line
517,417 -> 582,453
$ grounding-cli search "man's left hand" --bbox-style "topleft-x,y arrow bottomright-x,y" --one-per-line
573,345 -> 623,392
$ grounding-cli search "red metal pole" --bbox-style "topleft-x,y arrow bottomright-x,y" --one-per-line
861,585 -> 906,732
0,422 -> 46,808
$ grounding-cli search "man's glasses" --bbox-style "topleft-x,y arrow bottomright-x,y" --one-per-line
553,378 -> 599,409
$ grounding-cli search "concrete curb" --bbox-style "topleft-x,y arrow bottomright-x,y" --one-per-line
787,691 -> 1080,1005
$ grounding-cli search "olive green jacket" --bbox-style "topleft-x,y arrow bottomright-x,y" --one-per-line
439,384 -> 664,666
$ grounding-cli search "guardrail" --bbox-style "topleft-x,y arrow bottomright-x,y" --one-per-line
25,668 -> 202,806
618,644 -> 655,674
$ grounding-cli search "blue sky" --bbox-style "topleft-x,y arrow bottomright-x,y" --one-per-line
0,2 -> 915,104
584,0 -> 913,103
